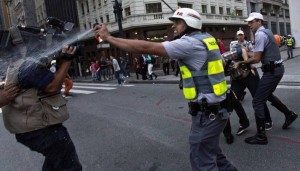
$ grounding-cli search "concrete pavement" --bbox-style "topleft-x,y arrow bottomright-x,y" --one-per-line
74,47 -> 300,85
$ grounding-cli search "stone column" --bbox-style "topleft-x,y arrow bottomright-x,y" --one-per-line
276,13 -> 280,34
283,8 -> 287,35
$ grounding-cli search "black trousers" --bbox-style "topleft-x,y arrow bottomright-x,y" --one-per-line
231,69 -> 272,124
223,69 -> 272,136
162,62 -> 169,75
141,65 -> 148,80
253,65 -> 287,120
16,124 -> 82,171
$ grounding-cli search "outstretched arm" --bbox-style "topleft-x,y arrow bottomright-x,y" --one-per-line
233,51 -> 262,68
93,23 -> 169,57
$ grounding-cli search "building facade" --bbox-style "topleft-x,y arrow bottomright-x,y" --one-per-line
11,0 -> 37,26
246,0 -> 291,37
75,0 -> 254,73
289,0 -> 299,47
45,0 -> 79,29
0,0 -> 15,29
35,0 -> 47,27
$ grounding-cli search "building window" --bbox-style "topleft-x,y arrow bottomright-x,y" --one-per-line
146,3 -> 162,13
95,19 -> 98,24
86,1 -> 89,13
279,8 -> 283,17
285,9 -> 290,18
250,2 -> 256,13
106,15 -> 110,22
81,3 -> 85,15
235,10 -> 242,16
89,22 -> 92,28
100,17 -> 103,23
98,0 -> 101,7
202,5 -> 207,14
226,8 -> 231,15
219,7 -> 223,14
211,6 -> 216,14
84,23 -> 87,30
125,7 -> 131,17
178,3 -> 192,8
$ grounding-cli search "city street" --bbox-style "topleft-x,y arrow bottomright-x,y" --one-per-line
1,57 -> 300,171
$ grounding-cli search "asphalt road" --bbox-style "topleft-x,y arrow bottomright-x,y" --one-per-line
1,57 -> 300,171
1,82 -> 300,171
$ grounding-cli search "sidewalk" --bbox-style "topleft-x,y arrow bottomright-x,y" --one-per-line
74,47 -> 300,85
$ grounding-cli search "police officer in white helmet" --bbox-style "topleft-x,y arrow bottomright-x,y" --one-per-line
94,8 -> 237,171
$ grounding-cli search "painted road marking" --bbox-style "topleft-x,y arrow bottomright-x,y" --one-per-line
73,82 -> 135,87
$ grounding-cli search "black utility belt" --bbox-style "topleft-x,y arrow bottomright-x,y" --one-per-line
261,63 -> 282,72
188,100 -> 226,118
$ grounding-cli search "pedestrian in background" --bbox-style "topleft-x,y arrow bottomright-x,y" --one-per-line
110,56 -> 125,85
170,59 -> 176,72
134,57 -> 141,80
286,34 -> 295,59
120,56 -> 128,78
147,54 -> 158,80
217,38 -> 226,54
89,61 -> 97,81
139,54 -> 148,80
100,57 -> 108,80
106,58 -> 114,79
234,12 -> 298,145
94,7 -> 237,171
162,56 -> 170,75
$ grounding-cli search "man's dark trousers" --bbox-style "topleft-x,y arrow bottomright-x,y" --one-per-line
16,124 -> 82,171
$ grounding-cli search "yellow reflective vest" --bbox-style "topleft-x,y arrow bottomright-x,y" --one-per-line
179,33 -> 227,100
286,38 -> 293,47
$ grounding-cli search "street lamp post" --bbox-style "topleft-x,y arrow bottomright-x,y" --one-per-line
112,0 -> 126,62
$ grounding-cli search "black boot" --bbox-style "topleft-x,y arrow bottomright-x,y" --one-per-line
271,100 -> 298,129
149,75 -> 153,80
245,117 -> 268,145
282,112 -> 298,129
223,120 -> 234,144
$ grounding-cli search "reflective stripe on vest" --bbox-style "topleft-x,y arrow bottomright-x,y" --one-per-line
179,33 -> 227,100
180,65 -> 197,99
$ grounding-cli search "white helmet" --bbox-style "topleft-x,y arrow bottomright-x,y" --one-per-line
169,8 -> 202,30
